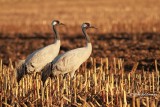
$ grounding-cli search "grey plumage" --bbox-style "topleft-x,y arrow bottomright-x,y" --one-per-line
41,22 -> 96,84
16,20 -> 64,83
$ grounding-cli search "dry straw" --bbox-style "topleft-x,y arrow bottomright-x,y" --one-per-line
0,58 -> 159,106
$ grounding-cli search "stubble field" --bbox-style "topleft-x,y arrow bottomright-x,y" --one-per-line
0,0 -> 160,106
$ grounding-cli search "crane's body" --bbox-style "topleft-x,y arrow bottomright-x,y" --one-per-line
52,43 -> 91,77
16,20 -> 64,82
25,40 -> 60,74
42,22 -> 96,83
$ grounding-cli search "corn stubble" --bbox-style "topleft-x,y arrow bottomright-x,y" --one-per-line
0,58 -> 159,107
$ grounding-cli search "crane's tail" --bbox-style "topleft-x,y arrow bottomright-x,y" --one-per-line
17,66 -> 26,83
41,63 -> 52,86
15,60 -> 25,83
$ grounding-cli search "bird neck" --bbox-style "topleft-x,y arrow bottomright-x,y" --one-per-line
55,40 -> 60,45
53,26 -> 60,42
87,42 -> 92,47
82,28 -> 91,43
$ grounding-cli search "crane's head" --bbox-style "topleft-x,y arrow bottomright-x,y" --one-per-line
52,20 -> 65,26
82,22 -> 97,30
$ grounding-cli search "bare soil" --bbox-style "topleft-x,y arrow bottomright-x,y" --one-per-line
0,32 -> 160,71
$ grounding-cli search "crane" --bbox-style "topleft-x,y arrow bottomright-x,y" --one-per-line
41,22 -> 97,83
17,20 -> 64,82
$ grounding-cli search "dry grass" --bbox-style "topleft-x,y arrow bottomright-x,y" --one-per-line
0,0 -> 160,34
0,58 -> 159,106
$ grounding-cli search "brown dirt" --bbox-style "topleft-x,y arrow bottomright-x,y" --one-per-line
0,32 -> 160,71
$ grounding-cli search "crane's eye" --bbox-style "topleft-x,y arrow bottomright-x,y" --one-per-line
86,23 -> 90,26
57,21 -> 60,24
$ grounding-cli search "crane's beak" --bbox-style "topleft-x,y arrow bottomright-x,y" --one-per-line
90,26 -> 98,29
60,23 -> 65,26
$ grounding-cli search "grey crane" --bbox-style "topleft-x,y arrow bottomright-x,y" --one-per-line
17,20 -> 64,82
41,22 -> 97,83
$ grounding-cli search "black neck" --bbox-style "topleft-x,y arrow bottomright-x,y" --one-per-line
53,26 -> 60,41
82,28 -> 90,43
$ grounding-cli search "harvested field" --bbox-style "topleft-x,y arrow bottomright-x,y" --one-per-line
0,0 -> 160,106
0,58 -> 160,106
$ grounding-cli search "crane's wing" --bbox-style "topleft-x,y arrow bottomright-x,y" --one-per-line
25,46 -> 52,73
52,48 -> 85,74
25,48 -> 41,63
25,44 -> 59,73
